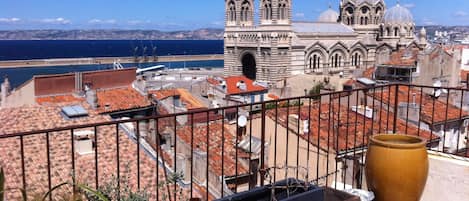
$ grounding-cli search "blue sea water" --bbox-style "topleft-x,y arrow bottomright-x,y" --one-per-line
0,40 -> 224,88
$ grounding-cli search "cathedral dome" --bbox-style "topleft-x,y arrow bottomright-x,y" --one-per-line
318,8 -> 339,23
383,4 -> 414,24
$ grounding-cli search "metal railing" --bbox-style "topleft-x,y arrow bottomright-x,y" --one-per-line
0,83 -> 468,200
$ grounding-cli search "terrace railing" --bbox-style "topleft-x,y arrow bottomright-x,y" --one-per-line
0,83 -> 468,200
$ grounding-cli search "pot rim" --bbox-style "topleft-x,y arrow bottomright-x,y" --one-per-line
370,134 -> 427,149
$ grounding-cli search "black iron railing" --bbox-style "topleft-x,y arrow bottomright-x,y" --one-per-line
0,83 -> 468,200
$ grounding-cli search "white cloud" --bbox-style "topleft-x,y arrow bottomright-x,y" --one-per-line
127,20 -> 151,25
0,18 -> 21,23
295,13 -> 305,18
454,11 -> 468,17
210,21 -> 223,26
39,17 -> 71,24
88,19 -> 117,24
421,18 -> 437,26
403,3 -> 416,9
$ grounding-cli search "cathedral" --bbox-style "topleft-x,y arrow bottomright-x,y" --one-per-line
224,0 -> 428,83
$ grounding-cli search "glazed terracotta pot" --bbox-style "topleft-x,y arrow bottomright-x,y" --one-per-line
365,134 -> 428,201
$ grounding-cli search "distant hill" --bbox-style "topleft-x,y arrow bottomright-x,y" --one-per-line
0,28 -> 224,40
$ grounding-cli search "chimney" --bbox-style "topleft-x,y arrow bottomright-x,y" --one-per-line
193,150 -> 208,185
85,89 -> 99,109
237,80 -> 247,91
173,95 -> 182,107
1,77 -> 10,107
74,72 -> 84,96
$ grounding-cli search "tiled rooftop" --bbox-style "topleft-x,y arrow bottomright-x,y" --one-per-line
176,123 -> 249,177
0,104 -> 207,200
150,88 -> 206,110
96,87 -> 151,113
381,49 -> 419,67
267,102 -> 434,152
370,86 -> 469,124
0,104 -> 109,135
209,76 -> 267,96
36,87 -> 152,114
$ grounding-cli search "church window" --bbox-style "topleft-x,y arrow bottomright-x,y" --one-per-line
394,27 -> 399,37
346,7 -> 354,15
263,0 -> 273,20
361,7 -> 369,14
228,1 -> 236,22
241,1 -> 251,22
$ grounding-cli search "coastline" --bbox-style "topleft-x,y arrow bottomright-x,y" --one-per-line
0,54 -> 224,68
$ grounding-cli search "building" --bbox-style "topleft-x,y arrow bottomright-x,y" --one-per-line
207,75 -> 270,108
224,0 -> 426,84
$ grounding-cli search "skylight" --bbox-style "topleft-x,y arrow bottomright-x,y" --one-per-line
61,105 -> 88,118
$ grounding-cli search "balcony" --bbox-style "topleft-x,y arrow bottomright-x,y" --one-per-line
0,84 -> 468,201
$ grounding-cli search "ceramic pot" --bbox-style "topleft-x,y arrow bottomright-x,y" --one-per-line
365,134 -> 428,201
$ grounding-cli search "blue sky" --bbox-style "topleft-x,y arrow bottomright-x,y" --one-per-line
0,0 -> 468,30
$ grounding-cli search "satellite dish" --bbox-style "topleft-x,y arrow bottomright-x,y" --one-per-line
433,80 -> 442,88
431,80 -> 447,98
238,115 -> 248,127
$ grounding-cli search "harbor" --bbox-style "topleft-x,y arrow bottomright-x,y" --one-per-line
0,54 -> 224,68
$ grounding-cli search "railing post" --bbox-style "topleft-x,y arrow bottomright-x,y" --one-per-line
393,84 -> 399,133
260,102 -> 266,186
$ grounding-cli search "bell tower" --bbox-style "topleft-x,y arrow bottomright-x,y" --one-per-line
260,0 -> 291,25
225,0 -> 254,27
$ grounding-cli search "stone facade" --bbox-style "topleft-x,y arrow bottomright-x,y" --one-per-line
224,0 -> 426,84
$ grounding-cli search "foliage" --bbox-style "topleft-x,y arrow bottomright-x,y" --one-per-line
86,165 -> 149,201
308,82 -> 324,100
265,100 -> 304,110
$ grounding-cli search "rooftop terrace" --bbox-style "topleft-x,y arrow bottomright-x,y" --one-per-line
0,83 -> 468,200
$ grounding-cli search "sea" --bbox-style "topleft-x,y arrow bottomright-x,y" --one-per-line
0,40 -> 224,88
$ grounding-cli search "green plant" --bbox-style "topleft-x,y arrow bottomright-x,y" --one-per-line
309,82 -> 324,100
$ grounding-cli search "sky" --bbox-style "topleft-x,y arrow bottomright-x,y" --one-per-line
0,0 -> 468,30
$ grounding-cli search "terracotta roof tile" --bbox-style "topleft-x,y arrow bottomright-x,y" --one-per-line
0,104 -> 109,135
224,76 -> 267,96
96,87 -> 152,113
35,87 -> 152,114
382,49 -> 419,67
362,67 -> 375,79
36,95 -> 84,105
370,86 -> 469,124
267,103 -> 435,152
150,88 -> 206,110
461,70 -> 469,82
0,107 -> 196,200
176,123 -> 249,177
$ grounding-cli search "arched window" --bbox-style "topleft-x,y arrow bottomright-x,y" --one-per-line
309,53 -> 322,69
386,27 -> 391,36
278,0 -> 288,20
394,27 -> 399,37
241,1 -> 251,22
313,55 -> 317,69
263,0 -> 272,20
228,1 -> 236,22
365,17 -> 368,25
360,17 -> 364,25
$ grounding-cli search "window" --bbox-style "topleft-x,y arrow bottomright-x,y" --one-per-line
263,0 -> 272,20
228,1 -> 236,22
361,7 -> 369,14
62,105 -> 88,119
241,1 -> 251,22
